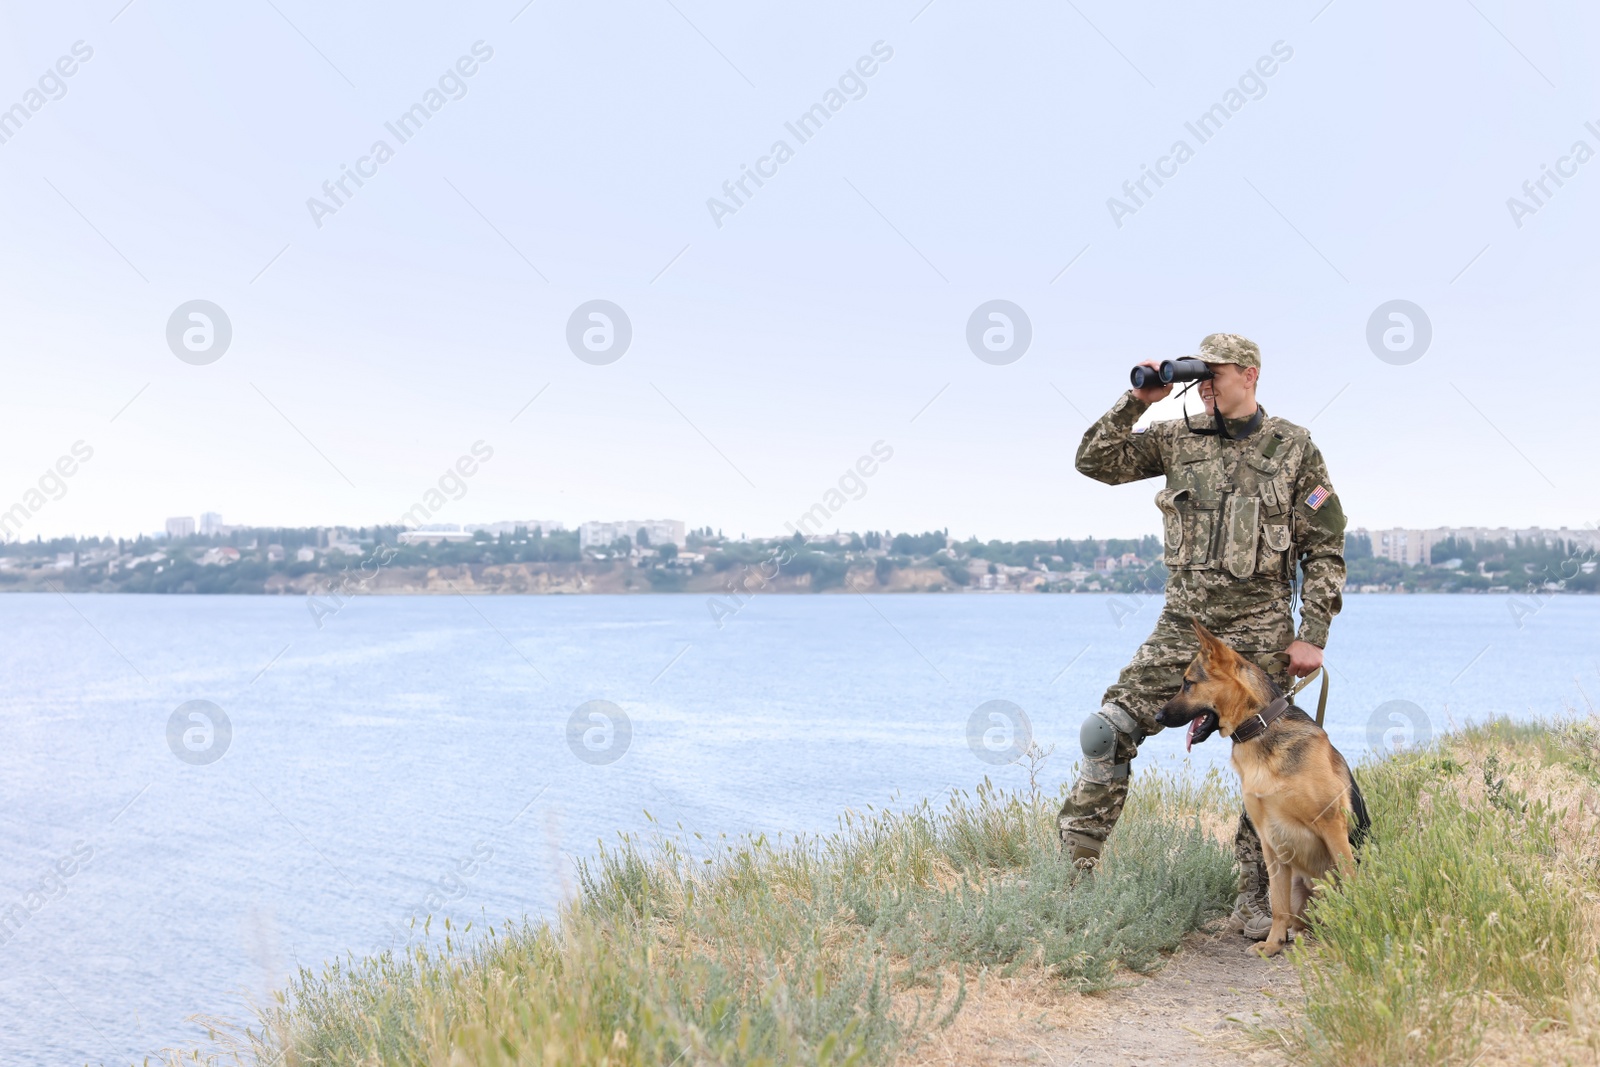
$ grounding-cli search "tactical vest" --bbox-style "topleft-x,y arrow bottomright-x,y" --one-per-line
1153,417 -> 1304,582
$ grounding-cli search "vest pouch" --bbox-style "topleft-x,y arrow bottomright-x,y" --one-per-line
1154,487 -> 1187,566
1259,474 -> 1278,510
1259,522 -> 1292,581
1186,495 -> 1219,567
1221,495 -> 1261,578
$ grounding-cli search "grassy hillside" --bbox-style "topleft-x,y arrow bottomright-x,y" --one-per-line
184,771 -> 1237,1066
173,718 -> 1600,1067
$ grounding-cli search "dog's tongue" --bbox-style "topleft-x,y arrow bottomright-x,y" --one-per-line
1186,716 -> 1200,752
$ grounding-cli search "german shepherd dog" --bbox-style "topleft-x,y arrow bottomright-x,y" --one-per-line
1155,621 -> 1371,957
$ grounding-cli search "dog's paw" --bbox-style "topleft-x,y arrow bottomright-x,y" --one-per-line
1250,940 -> 1285,959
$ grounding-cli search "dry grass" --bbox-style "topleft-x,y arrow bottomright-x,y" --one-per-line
892,965 -> 1099,1067
166,768 -> 1239,1066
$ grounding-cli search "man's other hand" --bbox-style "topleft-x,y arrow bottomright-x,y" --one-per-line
1285,640 -> 1323,677
1131,360 -> 1173,405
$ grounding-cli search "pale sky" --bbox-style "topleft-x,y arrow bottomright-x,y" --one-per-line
1,0 -> 1595,543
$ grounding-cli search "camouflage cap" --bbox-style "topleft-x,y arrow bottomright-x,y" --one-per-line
1197,333 -> 1261,370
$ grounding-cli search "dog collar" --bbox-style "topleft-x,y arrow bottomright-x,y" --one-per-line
1230,696 -> 1290,744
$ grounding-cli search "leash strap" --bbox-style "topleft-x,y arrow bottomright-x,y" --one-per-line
1285,666 -> 1331,728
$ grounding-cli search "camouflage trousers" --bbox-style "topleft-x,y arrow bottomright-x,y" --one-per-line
1058,609 -> 1293,883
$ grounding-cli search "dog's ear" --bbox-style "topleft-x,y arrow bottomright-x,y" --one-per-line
1191,620 -> 1233,664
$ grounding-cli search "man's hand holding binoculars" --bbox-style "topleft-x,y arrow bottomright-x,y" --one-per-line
1129,360 -> 1173,405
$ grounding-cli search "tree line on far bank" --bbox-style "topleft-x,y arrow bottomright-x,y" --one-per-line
1343,532 -> 1599,592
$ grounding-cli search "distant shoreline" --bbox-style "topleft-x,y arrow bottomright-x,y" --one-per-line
0,562 -> 1589,598
5,525 -> 1592,597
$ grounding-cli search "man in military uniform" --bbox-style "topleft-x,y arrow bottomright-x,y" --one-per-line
1058,334 -> 1346,939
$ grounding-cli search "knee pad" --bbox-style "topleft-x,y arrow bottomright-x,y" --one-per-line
1078,704 -> 1138,783
1080,703 -> 1139,758
1079,713 -> 1117,760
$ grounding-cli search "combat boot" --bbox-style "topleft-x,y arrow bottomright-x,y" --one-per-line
1228,855 -> 1272,940
1062,832 -> 1101,884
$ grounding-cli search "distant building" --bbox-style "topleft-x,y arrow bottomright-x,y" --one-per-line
1445,526 -> 1600,551
1367,528 -> 1442,567
1352,526 -> 1600,567
295,546 -> 316,562
266,545 -> 286,562
397,530 -> 474,544
579,519 -> 687,551
199,547 -> 240,566
464,519 -> 566,536
166,516 -> 195,539
200,512 -> 224,536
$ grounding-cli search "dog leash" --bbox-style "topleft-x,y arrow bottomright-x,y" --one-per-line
1285,666 -> 1330,728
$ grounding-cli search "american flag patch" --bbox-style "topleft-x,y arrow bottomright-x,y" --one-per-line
1305,485 -> 1331,510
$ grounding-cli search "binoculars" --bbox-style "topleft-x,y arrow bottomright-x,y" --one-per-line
1129,358 -> 1214,390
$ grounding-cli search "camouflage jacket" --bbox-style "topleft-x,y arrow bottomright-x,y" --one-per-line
1076,392 -> 1346,648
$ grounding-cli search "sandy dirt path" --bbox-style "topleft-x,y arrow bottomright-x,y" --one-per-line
908,927 -> 1301,1067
